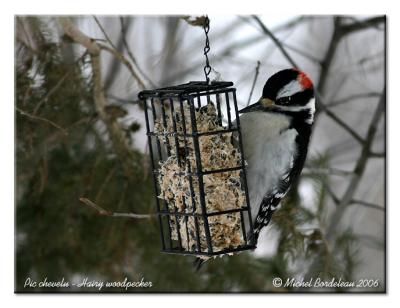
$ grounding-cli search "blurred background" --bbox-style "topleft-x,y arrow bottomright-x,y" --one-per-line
15,15 -> 385,292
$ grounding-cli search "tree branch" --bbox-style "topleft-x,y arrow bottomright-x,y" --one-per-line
329,92 -> 381,107
252,16 -> 365,145
60,17 -> 139,176
119,17 -> 156,88
93,16 -> 118,50
322,180 -> 340,205
16,107 -> 68,135
369,151 -> 385,158
340,16 -> 385,35
98,42 -> 146,89
351,199 -> 384,212
79,197 -> 154,219
317,102 -> 365,144
247,60 -> 261,106
303,167 -> 353,177
316,17 -> 342,95
33,72 -> 70,115
282,42 -> 322,64
252,15 -> 299,68
326,89 -> 385,240
59,18 -> 100,55
90,50 -> 134,161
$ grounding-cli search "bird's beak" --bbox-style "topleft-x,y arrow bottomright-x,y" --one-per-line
239,98 -> 275,113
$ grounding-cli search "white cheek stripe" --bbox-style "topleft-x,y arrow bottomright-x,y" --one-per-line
277,80 -> 303,99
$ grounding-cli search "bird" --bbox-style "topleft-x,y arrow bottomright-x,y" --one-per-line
194,68 -> 315,271
239,68 -> 315,244
193,68 -> 315,270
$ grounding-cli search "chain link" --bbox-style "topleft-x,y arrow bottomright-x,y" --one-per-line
203,15 -> 212,83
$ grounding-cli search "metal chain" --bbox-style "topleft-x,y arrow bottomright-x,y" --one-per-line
203,15 -> 212,83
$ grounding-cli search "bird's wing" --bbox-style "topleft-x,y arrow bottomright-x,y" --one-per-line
251,133 -> 309,242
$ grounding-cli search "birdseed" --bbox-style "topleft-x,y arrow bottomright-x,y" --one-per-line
155,101 -> 247,254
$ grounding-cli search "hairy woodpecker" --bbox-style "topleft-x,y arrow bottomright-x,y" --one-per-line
194,68 -> 314,270
240,68 -> 315,243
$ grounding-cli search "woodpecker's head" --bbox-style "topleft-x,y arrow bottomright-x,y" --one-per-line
239,68 -> 315,124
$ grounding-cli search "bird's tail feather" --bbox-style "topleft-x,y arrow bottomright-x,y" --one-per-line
247,228 -> 260,245
249,208 -> 274,244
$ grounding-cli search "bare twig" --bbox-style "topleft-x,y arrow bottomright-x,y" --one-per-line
316,17 -> 342,95
324,184 -> 340,205
62,17 -> 146,90
79,197 -> 154,219
317,102 -> 364,144
60,17 -> 139,177
354,233 -> 384,250
33,72 -> 70,115
93,16 -> 118,50
340,16 -> 385,35
369,151 -> 385,158
253,14 -> 385,218
303,167 -> 353,177
119,17 -> 156,88
252,16 -> 365,146
95,165 -> 117,203
90,51 -> 134,161
326,89 -> 385,240
98,42 -> 146,89
272,16 -> 310,33
329,92 -> 381,107
308,18 -> 366,145
303,16 -> 385,278
94,18 -> 126,91
351,199 -> 384,211
315,176 -> 340,205
59,18 -> 100,55
247,61 -> 261,106
107,94 -> 140,105
282,42 -> 322,64
16,107 -> 68,135
252,15 -> 299,68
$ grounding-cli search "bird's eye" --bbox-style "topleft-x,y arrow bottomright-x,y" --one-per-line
277,96 -> 291,105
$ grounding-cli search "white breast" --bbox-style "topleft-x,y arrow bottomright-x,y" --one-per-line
239,112 -> 298,221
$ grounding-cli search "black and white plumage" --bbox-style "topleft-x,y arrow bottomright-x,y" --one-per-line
239,68 -> 315,243
193,69 -> 314,270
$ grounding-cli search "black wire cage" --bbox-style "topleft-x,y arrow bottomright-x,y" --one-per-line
139,81 -> 256,257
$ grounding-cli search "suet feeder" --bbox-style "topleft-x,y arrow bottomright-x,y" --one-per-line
139,81 -> 256,257
137,16 -> 255,258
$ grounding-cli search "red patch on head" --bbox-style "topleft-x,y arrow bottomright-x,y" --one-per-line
297,71 -> 313,90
